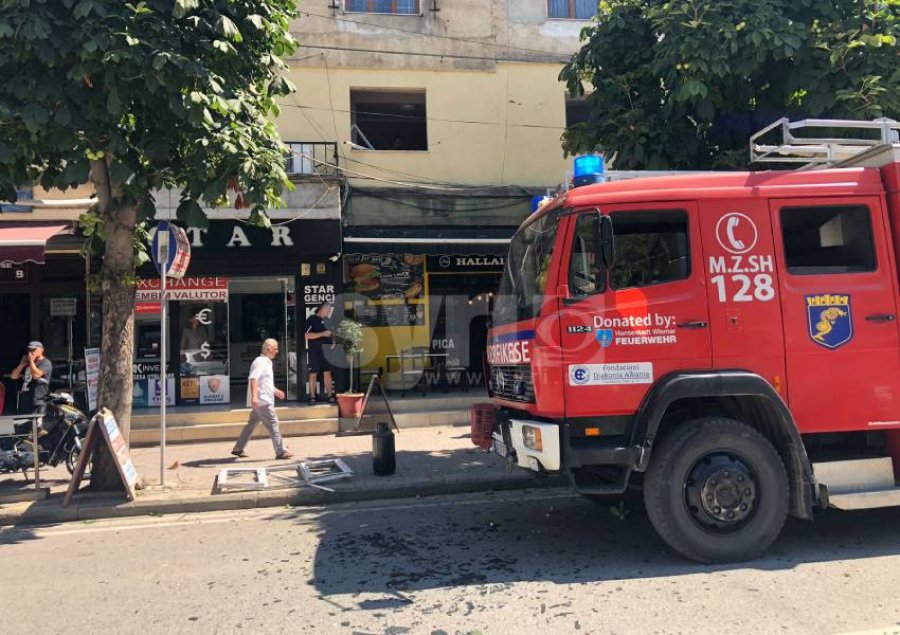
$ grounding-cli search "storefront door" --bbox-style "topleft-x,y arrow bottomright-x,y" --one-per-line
228,278 -> 297,401
0,293 -> 30,413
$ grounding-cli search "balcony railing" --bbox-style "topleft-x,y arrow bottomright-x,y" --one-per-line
285,141 -> 340,177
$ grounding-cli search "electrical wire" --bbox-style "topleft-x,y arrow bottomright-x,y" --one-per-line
295,10 -> 577,60
297,151 -> 503,190
341,154 -> 501,188
282,102 -> 567,132
322,55 -> 346,165
297,43 -> 567,64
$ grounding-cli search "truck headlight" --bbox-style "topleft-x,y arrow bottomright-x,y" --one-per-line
522,425 -> 543,451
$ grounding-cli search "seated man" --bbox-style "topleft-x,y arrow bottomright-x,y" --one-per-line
9,341 -> 53,435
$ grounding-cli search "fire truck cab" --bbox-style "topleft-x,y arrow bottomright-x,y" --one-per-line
485,118 -> 900,562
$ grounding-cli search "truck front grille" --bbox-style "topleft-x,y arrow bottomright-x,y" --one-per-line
489,365 -> 535,403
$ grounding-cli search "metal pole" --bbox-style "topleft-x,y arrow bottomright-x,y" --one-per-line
67,316 -> 74,390
160,258 -> 168,487
32,414 -> 40,494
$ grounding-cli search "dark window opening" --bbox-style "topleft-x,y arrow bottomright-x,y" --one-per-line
548,0 -> 597,19
609,210 -> 690,289
565,96 -> 590,129
351,89 -> 427,151
781,205 -> 876,275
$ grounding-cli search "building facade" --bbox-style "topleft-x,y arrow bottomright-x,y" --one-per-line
280,0 -> 590,393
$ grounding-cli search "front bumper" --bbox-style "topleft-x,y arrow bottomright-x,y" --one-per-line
493,417 -> 645,475
494,418 -> 561,472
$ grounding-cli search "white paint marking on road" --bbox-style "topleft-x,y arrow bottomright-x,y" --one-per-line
0,490 -> 578,539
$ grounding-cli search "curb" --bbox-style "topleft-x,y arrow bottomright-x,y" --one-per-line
0,473 -> 567,527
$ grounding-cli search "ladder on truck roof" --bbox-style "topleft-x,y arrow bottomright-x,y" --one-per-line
750,117 -> 900,167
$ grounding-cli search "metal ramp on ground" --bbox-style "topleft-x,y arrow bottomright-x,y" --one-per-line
215,459 -> 352,493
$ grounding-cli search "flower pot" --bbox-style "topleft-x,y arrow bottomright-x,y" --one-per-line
337,393 -> 365,418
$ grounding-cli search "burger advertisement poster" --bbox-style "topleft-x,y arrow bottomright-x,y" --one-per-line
346,254 -> 425,301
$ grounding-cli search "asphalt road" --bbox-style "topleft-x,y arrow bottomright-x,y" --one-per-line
3,489 -> 900,635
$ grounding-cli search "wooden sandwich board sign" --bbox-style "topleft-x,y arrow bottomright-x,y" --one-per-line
338,374 -> 399,436
63,408 -> 139,507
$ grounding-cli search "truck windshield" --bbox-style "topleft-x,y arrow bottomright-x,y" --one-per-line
493,211 -> 560,326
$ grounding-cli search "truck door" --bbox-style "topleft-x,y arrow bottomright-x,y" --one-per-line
770,196 -> 900,432
699,199 -> 786,396
560,203 -> 712,420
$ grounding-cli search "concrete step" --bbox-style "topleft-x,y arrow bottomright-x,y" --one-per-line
812,457 -> 895,494
130,409 -> 471,447
130,394 -> 487,431
132,404 -> 336,429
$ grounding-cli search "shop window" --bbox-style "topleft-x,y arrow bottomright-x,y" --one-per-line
609,210 -> 690,289
346,0 -> 419,14
548,0 -> 598,20
350,89 -> 428,151
568,213 -> 602,297
178,303 -> 230,405
780,205 -> 876,275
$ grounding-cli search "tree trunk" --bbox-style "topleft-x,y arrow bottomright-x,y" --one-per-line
88,159 -> 137,491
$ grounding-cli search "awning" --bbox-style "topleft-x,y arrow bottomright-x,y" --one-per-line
0,223 -> 72,265
344,226 -> 515,255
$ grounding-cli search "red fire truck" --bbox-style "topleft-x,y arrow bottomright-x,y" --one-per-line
482,118 -> 900,562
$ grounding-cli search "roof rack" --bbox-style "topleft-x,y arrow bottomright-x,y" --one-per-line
750,117 -> 900,167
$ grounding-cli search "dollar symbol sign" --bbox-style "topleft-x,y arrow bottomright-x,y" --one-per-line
200,342 -> 211,359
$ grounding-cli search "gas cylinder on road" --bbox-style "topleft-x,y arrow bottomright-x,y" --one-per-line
373,422 -> 395,476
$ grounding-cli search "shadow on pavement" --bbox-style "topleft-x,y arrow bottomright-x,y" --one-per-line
294,489 -> 900,602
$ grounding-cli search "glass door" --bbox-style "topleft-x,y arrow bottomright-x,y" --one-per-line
228,277 -> 296,402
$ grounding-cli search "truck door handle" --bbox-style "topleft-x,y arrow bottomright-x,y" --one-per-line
676,321 -> 708,329
865,313 -> 896,323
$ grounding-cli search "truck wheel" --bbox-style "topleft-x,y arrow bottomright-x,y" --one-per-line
643,417 -> 788,563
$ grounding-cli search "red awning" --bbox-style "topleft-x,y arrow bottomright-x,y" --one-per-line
0,223 -> 71,265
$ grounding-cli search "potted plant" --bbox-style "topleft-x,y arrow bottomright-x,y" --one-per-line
333,319 -> 365,418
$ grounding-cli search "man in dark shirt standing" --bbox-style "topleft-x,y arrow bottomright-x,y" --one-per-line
9,341 -> 53,434
304,301 -> 337,406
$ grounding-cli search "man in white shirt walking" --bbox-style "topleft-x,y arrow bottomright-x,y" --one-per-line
231,339 -> 293,460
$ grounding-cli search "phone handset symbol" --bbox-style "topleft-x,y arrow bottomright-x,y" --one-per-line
726,216 -> 745,251
716,212 -> 758,255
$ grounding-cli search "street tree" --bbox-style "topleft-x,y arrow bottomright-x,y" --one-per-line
0,0 -> 298,489
560,0 -> 900,169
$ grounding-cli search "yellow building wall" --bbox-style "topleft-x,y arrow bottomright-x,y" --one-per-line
278,62 -> 573,188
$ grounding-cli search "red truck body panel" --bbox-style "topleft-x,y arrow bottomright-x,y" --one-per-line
489,165 -> 900,435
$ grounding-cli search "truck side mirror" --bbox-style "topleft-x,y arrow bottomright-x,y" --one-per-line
599,214 -> 615,269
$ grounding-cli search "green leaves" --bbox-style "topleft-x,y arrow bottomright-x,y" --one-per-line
173,0 -> 199,19
0,0 -> 298,211
215,15 -> 242,43
561,0 -> 900,169
106,88 -> 121,115
176,198 -> 209,228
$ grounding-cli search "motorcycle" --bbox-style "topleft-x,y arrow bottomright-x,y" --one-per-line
0,392 -> 90,476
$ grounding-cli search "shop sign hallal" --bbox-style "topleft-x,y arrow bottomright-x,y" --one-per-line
429,255 -> 506,272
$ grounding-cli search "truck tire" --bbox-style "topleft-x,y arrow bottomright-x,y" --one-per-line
643,417 -> 788,563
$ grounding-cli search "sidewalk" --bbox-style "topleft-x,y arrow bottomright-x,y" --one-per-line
0,424 -> 562,526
